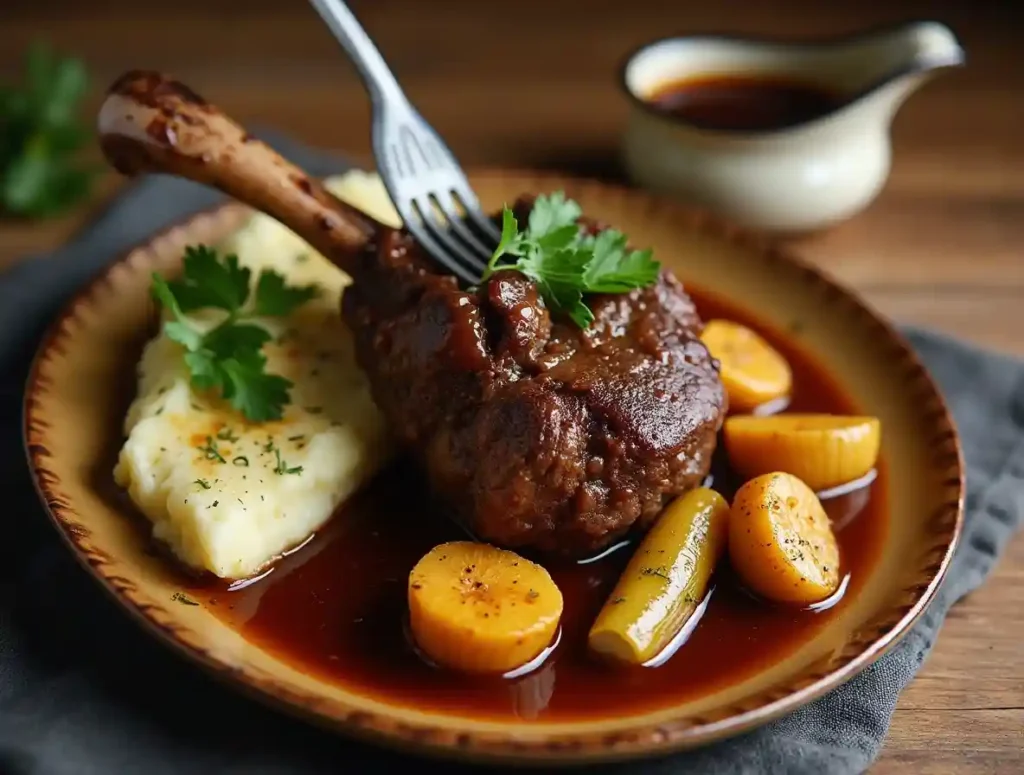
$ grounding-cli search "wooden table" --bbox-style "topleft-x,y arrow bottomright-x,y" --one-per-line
3,1 -> 1022,771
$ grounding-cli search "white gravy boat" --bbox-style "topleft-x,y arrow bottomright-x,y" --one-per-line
620,21 -> 965,232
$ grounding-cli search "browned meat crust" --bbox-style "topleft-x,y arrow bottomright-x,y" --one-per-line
342,198 -> 726,557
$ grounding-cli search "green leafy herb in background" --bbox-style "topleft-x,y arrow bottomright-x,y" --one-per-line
483,192 -> 661,328
151,245 -> 320,422
0,42 -> 95,218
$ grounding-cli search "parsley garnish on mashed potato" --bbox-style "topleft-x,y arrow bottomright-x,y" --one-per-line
113,171 -> 399,579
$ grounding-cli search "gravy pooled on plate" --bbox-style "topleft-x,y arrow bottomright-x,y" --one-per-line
190,284 -> 887,721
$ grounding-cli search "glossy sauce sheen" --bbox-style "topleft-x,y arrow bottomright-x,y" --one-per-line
646,75 -> 843,131
191,287 -> 888,721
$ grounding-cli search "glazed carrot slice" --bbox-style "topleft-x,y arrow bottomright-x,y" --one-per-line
408,541 -> 562,673
724,414 -> 881,491
701,319 -> 792,413
729,473 -> 840,605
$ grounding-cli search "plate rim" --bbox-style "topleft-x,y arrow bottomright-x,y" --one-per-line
22,169 -> 964,765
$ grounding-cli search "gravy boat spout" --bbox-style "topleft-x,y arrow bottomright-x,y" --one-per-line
809,20 -> 965,120
620,21 -> 965,232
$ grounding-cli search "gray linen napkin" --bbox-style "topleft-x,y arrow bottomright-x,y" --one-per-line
0,135 -> 1020,775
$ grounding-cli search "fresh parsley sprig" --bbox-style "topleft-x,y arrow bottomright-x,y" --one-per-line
151,245 -> 319,423
483,192 -> 661,328
1,43 -> 96,218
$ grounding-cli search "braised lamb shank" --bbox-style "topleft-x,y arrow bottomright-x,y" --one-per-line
99,72 -> 727,558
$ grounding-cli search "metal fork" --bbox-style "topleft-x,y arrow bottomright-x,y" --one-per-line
309,0 -> 502,284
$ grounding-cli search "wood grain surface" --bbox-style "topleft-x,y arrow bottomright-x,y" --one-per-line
2,1 -> 1022,772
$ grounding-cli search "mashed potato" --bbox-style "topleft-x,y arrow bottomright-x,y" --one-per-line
114,171 -> 401,579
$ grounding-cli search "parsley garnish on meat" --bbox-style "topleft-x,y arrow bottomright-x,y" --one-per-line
150,245 -> 319,422
482,192 -> 661,328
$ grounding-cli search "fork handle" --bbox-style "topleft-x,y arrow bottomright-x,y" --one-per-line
97,70 -> 377,265
308,0 -> 407,106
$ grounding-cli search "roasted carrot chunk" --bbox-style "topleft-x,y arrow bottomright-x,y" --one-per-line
724,413 -> 881,491
408,541 -> 562,673
701,319 -> 792,412
729,473 -> 840,605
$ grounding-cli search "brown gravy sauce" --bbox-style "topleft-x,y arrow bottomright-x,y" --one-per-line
646,75 -> 843,132
187,286 -> 888,722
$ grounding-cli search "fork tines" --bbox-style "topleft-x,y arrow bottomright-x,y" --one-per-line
399,188 -> 500,285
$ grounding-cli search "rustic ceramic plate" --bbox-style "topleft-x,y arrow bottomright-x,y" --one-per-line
24,170 -> 962,765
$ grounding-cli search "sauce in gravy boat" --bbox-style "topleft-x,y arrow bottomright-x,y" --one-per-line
620,21 -> 965,232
